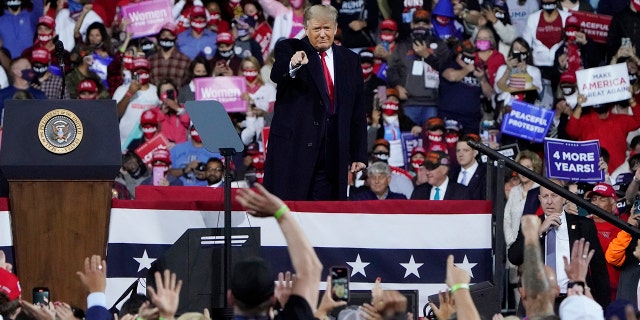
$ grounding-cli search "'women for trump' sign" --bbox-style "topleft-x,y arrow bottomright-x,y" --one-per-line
194,77 -> 248,113
122,0 -> 174,38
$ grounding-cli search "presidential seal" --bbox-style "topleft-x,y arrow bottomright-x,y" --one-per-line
38,109 -> 83,154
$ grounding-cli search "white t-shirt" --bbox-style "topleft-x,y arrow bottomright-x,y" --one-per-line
55,9 -> 104,52
0,67 -> 9,89
249,83 -> 276,112
113,83 -> 160,148
506,0 -> 540,38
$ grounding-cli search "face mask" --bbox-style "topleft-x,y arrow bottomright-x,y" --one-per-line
123,53 -> 134,70
237,28 -> 250,38
566,29 -> 577,42
7,0 -> 20,11
191,128 -> 202,143
381,101 -> 399,116
92,41 -> 104,50
565,91 -> 578,108
289,0 -> 304,9
382,114 -> 398,125
372,152 -> 390,162
475,40 -> 492,51
435,16 -> 451,25
561,85 -> 576,96
141,42 -> 156,57
191,20 -> 207,33
362,65 -> 373,79
158,38 -> 175,51
445,132 -> 459,145
137,71 -> 150,85
541,2 -> 557,13
411,27 -> 433,41
462,55 -> 475,65
37,32 -> 53,43
495,10 -> 506,20
411,159 -> 424,171
142,125 -> 157,139
218,49 -> 234,58
630,73 -> 637,85
243,69 -> 258,82
21,69 -> 35,82
380,33 -> 395,42
33,64 -> 48,78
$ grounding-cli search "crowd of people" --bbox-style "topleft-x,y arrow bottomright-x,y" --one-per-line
1,0 -> 640,318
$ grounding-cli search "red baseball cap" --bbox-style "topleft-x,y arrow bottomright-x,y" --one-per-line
380,19 -> 398,31
152,149 -> 171,164
216,32 -> 234,45
0,268 -> 21,301
586,183 -> 617,200
560,70 -> 577,84
132,58 -> 150,71
160,22 -> 178,36
140,109 -> 159,126
190,5 -> 207,18
77,79 -> 98,93
31,48 -> 50,65
565,15 -> 581,30
411,146 -> 427,158
37,15 -> 55,29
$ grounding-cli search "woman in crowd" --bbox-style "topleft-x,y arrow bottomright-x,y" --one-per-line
178,56 -> 211,104
239,56 -> 276,145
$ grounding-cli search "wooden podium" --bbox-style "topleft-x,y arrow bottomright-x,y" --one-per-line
0,100 -> 121,307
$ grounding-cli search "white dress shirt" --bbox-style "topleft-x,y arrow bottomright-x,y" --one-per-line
545,211 -> 571,293
430,177 -> 450,200
457,161 -> 479,186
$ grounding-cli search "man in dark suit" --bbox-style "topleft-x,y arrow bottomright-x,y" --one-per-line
350,162 -> 408,200
264,5 -> 367,201
508,183 -> 610,308
410,151 -> 470,200
448,134 -> 487,200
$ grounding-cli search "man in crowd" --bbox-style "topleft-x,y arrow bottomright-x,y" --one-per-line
177,5 -> 218,60
206,157 -> 225,187
21,15 -> 71,75
168,124 -> 220,186
0,0 -> 43,58
449,134 -> 487,200
350,162 -> 407,200
211,32 -> 241,76
149,23 -> 191,89
410,151 -> 470,200
77,78 -> 99,100
31,48 -> 67,99
508,181 -> 611,308
0,58 -> 47,119
264,5 -> 367,200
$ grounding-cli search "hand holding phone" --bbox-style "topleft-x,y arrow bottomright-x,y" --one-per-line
33,287 -> 50,306
330,266 -> 349,302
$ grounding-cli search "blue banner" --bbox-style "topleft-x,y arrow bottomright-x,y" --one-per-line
544,138 -> 604,182
500,100 -> 554,142
401,133 -> 422,171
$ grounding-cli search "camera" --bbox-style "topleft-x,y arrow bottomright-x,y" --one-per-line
196,162 -> 207,172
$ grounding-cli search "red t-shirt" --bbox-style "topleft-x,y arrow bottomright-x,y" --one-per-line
536,14 -> 563,49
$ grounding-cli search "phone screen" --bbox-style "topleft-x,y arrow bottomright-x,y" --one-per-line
330,266 -> 349,302
633,199 -> 640,215
33,288 -> 50,306
152,166 -> 164,186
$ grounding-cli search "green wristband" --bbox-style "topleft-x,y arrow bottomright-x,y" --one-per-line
449,283 -> 470,294
274,205 -> 289,220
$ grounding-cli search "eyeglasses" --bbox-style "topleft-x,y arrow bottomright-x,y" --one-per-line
207,167 -> 223,172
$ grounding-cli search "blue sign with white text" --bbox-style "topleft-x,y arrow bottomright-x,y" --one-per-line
500,100 -> 554,142
544,138 -> 604,182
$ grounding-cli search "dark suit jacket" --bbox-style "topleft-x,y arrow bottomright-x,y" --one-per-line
507,213 -> 610,308
86,306 -> 112,320
349,187 -> 407,200
409,180 -> 470,200
448,162 -> 487,200
263,37 -> 367,200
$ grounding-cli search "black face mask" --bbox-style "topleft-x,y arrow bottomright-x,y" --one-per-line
141,42 -> 156,57
411,27 -> 433,43
372,152 -> 390,162
218,49 -> 234,58
158,38 -> 175,52
541,2 -> 557,13
33,64 -> 48,78
630,73 -> 637,85
7,0 -> 20,11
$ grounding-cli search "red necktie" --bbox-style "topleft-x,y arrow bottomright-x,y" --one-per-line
319,51 -> 334,113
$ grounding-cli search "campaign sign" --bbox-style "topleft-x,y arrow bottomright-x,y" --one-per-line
262,126 -> 270,159
500,100 -> 554,142
122,0 -> 174,38
401,132 -> 423,171
194,76 -> 248,113
480,143 -> 519,163
544,138 -> 604,182
571,11 -> 612,44
253,22 -> 272,62
577,63 -> 631,107
135,134 -> 170,166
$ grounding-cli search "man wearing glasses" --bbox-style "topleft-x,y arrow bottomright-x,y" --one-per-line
205,158 -> 225,188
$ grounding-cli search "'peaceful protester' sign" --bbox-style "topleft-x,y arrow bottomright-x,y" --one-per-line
500,100 -> 554,142
577,63 -> 631,107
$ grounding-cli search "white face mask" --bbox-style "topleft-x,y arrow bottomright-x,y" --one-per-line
382,114 -> 399,126
565,92 -> 579,109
